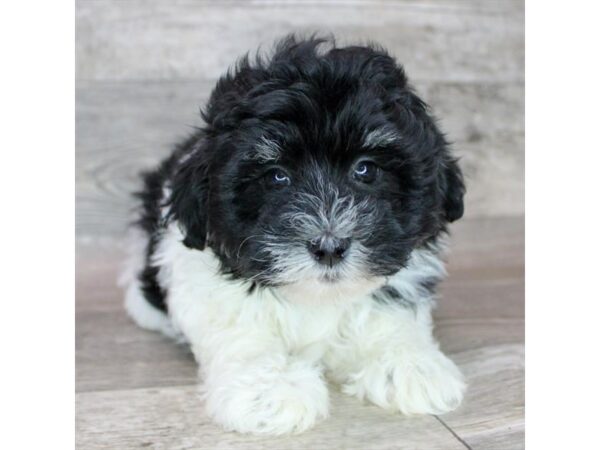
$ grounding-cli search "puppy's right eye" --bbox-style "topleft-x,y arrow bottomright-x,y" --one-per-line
265,168 -> 291,188
352,160 -> 379,184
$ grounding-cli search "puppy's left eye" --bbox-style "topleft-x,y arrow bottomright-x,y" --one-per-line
352,161 -> 379,184
265,168 -> 291,187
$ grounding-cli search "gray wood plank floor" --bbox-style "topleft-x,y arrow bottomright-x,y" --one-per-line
76,0 -> 524,83
76,217 -> 524,449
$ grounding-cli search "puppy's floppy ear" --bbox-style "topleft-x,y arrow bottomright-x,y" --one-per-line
169,154 -> 210,250
439,156 -> 465,223
393,87 -> 465,223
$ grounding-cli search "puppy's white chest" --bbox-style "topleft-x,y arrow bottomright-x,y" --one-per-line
275,302 -> 348,361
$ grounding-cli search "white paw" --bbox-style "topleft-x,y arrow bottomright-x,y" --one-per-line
343,349 -> 466,415
202,360 -> 329,435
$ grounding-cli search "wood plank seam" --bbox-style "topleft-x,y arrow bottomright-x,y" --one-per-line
434,415 -> 473,450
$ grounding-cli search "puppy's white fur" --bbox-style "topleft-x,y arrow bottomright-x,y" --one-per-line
124,222 -> 465,435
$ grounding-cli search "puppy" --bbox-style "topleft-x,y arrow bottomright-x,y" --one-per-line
123,36 -> 466,435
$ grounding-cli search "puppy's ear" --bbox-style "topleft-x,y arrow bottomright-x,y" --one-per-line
394,87 -> 465,223
439,157 -> 465,223
169,156 -> 210,250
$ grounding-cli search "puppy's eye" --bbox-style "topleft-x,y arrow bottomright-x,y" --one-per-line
266,168 -> 291,187
352,161 -> 379,184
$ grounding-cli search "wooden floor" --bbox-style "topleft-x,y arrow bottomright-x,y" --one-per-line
76,216 -> 524,449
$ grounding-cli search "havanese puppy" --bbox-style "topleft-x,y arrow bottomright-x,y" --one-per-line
122,35 -> 466,435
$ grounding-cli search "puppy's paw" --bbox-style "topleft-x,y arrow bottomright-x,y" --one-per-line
343,349 -> 465,415
203,360 -> 329,435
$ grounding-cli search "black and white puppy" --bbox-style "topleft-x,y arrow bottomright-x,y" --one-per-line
123,36 -> 466,435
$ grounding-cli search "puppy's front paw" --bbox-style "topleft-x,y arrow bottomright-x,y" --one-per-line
343,349 -> 465,415
203,360 -> 329,435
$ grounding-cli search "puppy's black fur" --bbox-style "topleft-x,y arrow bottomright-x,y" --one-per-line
135,36 -> 465,312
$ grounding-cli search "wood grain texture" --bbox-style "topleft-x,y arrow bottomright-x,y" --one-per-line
76,217 -> 524,449
76,0 -> 524,83
442,343 -> 524,450
76,387 -> 465,450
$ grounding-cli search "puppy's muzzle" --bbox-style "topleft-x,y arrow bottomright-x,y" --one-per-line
307,237 -> 351,268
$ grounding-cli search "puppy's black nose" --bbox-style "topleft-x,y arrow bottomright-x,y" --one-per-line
307,239 -> 350,267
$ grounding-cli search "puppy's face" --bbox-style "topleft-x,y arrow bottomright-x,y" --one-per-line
170,39 -> 464,291
211,119 -> 427,287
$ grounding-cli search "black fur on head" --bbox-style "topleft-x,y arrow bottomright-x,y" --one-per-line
166,35 -> 465,286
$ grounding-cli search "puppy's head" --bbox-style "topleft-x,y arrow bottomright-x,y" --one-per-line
169,36 -> 464,292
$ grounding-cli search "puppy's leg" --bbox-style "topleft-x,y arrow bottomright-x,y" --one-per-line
189,323 -> 329,435
168,287 -> 329,436
325,300 -> 465,415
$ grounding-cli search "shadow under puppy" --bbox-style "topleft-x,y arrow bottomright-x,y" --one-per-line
123,36 -> 466,435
